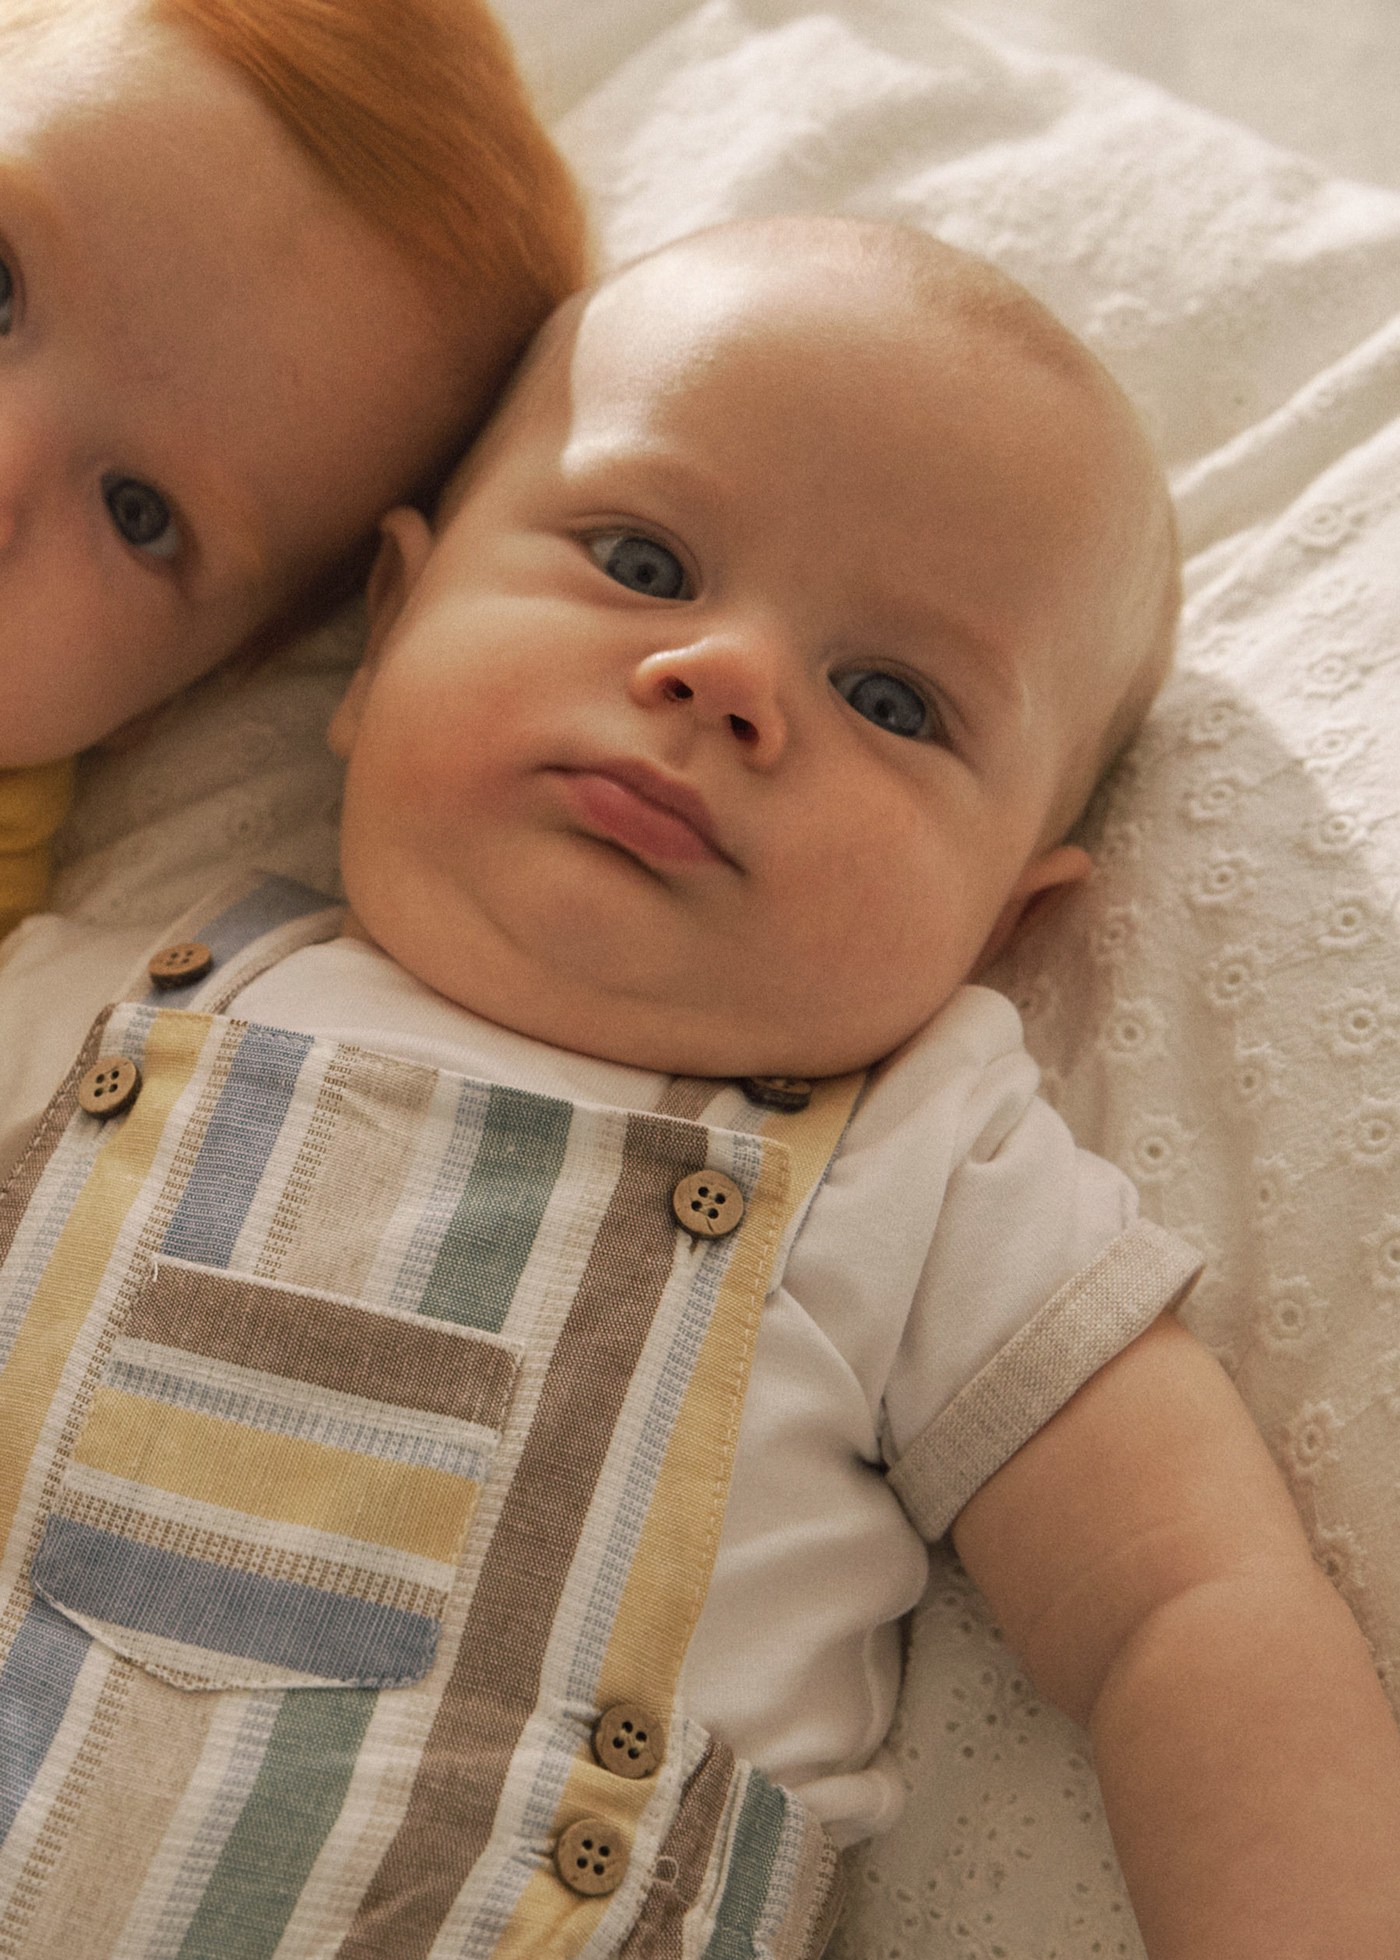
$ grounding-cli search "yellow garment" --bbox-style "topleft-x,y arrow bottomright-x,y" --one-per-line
0,758 -> 76,939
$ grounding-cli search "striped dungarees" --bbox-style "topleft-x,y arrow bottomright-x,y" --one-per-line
0,879 -> 863,1960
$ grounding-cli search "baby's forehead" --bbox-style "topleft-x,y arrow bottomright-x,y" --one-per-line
452,219 -> 1167,619
544,229 -> 1117,467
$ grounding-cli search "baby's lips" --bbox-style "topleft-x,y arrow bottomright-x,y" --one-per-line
556,766 -> 729,868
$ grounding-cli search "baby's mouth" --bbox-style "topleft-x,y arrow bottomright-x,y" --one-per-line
549,761 -> 733,869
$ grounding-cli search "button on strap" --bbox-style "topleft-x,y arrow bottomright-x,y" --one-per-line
593,1702 -> 663,1778
555,1818 -> 628,1895
78,1058 -> 142,1119
739,1074 -> 813,1111
147,941 -> 214,989
671,1170 -> 745,1239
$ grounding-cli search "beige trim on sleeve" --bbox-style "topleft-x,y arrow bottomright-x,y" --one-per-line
886,1217 -> 1203,1543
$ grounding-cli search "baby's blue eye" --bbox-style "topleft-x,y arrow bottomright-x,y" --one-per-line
589,533 -> 688,600
835,670 -> 931,739
103,475 -> 178,559
0,256 -> 14,334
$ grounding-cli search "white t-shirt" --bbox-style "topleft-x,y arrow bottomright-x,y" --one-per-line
0,914 -> 1186,1844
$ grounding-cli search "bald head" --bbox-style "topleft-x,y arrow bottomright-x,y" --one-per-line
441,215 -> 1178,839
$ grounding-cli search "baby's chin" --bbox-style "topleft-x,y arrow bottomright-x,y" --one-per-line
338,911 -> 924,1081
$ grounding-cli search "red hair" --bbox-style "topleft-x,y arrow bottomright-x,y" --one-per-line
154,0 -> 588,402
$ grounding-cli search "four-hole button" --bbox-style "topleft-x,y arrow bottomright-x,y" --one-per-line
78,1058 -> 142,1120
593,1702 -> 663,1779
671,1170 -> 745,1239
147,941 -> 214,990
555,1817 -> 628,1896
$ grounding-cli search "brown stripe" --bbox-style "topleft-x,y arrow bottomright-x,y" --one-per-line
126,1261 -> 518,1428
0,1009 -> 113,1266
654,1077 -> 718,1121
337,1110 -> 709,1960
259,1044 -> 439,1299
616,1740 -> 738,1959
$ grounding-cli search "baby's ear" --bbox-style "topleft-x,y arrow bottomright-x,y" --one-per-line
328,507 -> 434,758
974,843 -> 1093,975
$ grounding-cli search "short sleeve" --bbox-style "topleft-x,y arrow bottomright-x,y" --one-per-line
874,1001 -> 1202,1542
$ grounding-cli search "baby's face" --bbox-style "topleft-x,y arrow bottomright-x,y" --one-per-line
333,237 -> 1149,1076
0,9 -> 473,766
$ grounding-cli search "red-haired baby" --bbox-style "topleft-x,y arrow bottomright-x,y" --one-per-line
0,0 -> 586,936
0,219 -> 1397,1958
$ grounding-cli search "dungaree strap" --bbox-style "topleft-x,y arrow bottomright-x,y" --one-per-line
117,871 -> 345,1012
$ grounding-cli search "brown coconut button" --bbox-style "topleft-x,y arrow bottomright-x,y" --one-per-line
554,1818 -> 628,1896
739,1075 -> 813,1112
671,1170 -> 745,1239
78,1057 -> 142,1119
593,1703 -> 663,1779
148,940 -> 214,990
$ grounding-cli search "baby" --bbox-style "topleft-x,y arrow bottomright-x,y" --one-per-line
0,0 -> 585,934
1,218 -> 1398,1960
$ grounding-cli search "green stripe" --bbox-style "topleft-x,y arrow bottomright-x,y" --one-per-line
704,1772 -> 788,1960
419,1087 -> 573,1332
176,1690 -> 376,1960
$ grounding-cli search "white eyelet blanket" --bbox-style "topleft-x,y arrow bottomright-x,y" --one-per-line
38,6 -> 1400,1955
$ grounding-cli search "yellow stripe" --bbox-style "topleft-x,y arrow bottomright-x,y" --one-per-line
72,1391 -> 478,1563
490,1869 -> 608,1960
501,1077 -> 863,1958
768,1070 -> 864,1218
0,1013 -> 212,1552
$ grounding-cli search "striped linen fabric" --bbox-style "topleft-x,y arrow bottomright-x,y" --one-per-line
0,882 -> 862,1959
30,1257 -> 518,1691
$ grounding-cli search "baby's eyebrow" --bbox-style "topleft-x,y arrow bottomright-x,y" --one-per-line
559,438 -> 727,522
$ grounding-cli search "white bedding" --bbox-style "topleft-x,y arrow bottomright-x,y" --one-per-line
36,5 -> 1400,1954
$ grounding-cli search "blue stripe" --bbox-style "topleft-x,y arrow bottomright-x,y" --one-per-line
160,1023 -> 313,1270
703,1773 -> 788,1960
31,1516 -> 439,1686
141,878 -> 336,1005
104,1356 -> 494,1479
0,1601 -> 92,1844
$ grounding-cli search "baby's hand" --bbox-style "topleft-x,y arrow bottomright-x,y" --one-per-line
953,1313 -> 1400,1958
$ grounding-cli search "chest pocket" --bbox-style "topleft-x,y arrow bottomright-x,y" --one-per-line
29,1256 -> 519,1692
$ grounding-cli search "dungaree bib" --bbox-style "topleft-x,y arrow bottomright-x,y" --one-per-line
0,879 -> 864,1960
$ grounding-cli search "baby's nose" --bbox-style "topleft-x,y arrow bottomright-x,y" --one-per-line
633,638 -> 789,766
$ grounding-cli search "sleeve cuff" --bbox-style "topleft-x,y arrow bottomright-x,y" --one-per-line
886,1217 -> 1203,1542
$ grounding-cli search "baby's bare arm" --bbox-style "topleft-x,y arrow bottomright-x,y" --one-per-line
952,1313 -> 1400,1959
